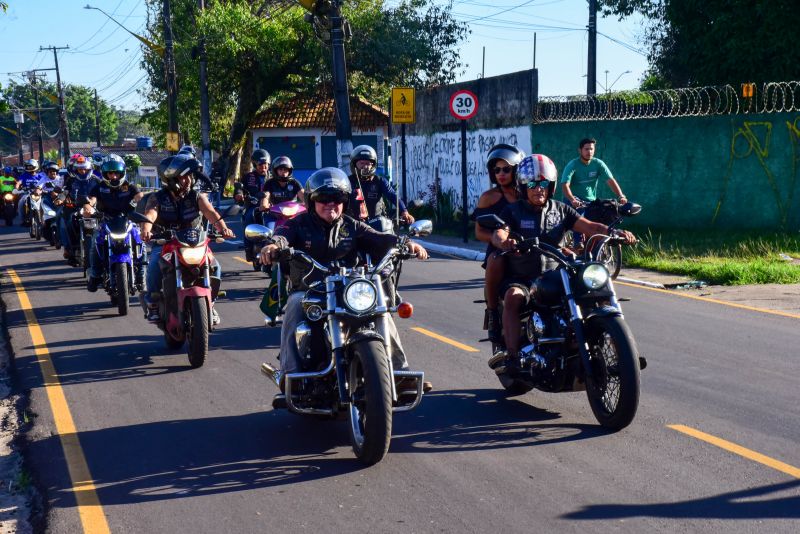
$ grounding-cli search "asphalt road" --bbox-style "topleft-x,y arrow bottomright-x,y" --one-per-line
0,219 -> 798,533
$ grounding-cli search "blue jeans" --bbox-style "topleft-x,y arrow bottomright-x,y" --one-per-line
572,201 -> 588,247
242,204 -> 263,257
145,244 -> 222,305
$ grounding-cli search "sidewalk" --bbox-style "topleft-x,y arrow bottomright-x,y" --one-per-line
416,233 -> 800,316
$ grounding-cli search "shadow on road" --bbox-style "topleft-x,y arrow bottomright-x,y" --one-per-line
400,278 -> 484,292
561,479 -> 800,520
30,410 -> 364,508
391,388 -> 607,453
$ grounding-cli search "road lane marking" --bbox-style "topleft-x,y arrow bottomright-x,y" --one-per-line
411,327 -> 480,352
668,424 -> 800,479
232,256 -> 250,265
615,281 -> 800,320
6,268 -> 111,534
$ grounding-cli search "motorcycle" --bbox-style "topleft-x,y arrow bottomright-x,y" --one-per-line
94,213 -> 146,316
27,185 -> 44,240
3,190 -> 15,226
253,200 -> 307,272
477,213 -> 646,431
71,212 -> 97,276
248,219 -> 433,465
41,192 -> 60,248
566,199 -> 642,279
131,206 -> 238,368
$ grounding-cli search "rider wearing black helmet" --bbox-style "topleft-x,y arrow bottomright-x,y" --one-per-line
140,153 -> 234,322
346,145 -> 414,224
60,155 -> 100,264
258,167 -> 429,403
236,148 -> 271,262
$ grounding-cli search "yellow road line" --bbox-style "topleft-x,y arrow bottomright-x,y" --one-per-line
232,256 -> 250,265
411,326 -> 480,353
616,280 -> 800,320
668,424 -> 800,479
6,269 -> 111,534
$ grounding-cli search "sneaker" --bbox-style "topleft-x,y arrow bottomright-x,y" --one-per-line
146,306 -> 160,323
86,276 -> 101,293
211,307 -> 221,326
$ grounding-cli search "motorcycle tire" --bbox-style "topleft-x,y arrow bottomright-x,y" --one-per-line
347,339 -> 393,465
597,243 -> 622,280
34,219 -> 42,240
584,315 -> 641,431
186,296 -> 209,368
4,216 -> 12,227
114,263 -> 130,316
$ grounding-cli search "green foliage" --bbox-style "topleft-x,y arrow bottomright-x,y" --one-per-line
624,227 -> 800,285
140,0 -> 468,153
44,149 -> 59,162
116,110 -> 151,141
124,153 -> 142,174
65,85 -> 118,144
600,1 -> 800,88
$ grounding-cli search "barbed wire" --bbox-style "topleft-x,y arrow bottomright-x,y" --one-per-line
533,81 -> 800,123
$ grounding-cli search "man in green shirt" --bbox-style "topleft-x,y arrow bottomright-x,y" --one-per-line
1,166 -> 17,193
561,138 -> 627,207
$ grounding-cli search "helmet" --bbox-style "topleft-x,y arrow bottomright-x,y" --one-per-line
24,159 -> 39,173
517,154 -> 558,197
178,145 -> 197,157
158,153 -> 196,194
350,145 -> 377,178
251,149 -> 271,168
272,156 -> 293,179
100,156 -> 127,188
91,153 -> 104,170
72,155 -> 93,181
3,166 -> 12,175
487,144 -> 525,185
305,167 -> 352,211
43,161 -> 59,174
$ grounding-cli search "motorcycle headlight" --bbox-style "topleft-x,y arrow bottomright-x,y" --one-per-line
45,209 -> 56,217
582,263 -> 610,290
179,246 -> 206,265
3,193 -> 13,201
344,280 -> 377,313
109,232 -> 128,241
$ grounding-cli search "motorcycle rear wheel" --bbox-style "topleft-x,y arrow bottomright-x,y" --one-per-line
114,263 -> 129,316
348,339 -> 393,465
186,297 -> 209,368
584,315 -> 640,430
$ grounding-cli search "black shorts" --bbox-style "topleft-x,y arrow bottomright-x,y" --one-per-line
499,277 -> 535,303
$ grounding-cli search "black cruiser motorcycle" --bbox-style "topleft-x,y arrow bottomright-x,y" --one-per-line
477,212 -> 646,430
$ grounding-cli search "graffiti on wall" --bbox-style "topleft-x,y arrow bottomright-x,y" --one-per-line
714,117 -> 800,227
391,126 -> 531,216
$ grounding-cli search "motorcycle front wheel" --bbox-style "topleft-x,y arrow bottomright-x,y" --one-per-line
348,339 -> 393,465
584,315 -> 640,430
114,263 -> 129,316
186,296 -> 209,368
597,243 -> 622,280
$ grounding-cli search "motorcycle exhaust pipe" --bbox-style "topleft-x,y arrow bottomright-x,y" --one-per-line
260,362 -> 283,388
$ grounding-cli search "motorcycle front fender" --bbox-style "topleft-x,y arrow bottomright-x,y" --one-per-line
583,305 -> 623,322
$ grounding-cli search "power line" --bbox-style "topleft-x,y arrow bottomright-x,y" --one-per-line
67,0 -> 126,52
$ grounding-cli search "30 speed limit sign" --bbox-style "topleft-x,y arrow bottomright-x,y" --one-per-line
449,89 -> 479,120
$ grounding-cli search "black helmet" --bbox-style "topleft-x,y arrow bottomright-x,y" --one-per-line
305,167 -> 352,211
349,144 -> 377,178
158,153 -> 197,194
43,161 -> 59,173
178,145 -> 197,157
272,156 -> 293,179
487,144 -> 525,185
101,156 -> 127,189
251,149 -> 271,168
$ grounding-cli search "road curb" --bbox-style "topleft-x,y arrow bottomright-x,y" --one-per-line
419,239 -> 670,291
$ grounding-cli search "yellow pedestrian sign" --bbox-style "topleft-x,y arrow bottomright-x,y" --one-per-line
391,87 -> 415,124
166,132 -> 181,152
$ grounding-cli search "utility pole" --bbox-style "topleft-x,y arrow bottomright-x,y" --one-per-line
27,72 -> 45,160
330,1 -> 353,168
587,0 -> 597,96
40,45 -> 71,161
197,0 -> 212,172
94,89 -> 101,147
163,0 -> 180,151
13,111 -> 24,165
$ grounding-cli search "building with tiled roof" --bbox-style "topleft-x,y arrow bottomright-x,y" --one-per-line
249,91 -> 389,181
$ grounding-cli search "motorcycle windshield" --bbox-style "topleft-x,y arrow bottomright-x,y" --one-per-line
105,215 -> 129,235
175,227 -> 206,247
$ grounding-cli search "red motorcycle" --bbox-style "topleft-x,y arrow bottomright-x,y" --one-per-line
132,211 -> 227,368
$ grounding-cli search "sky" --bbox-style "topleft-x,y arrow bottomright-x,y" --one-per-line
0,0 -> 649,111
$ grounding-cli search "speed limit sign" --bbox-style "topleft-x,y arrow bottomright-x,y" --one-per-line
449,90 -> 479,120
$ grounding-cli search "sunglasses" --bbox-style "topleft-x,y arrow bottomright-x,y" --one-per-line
315,194 -> 347,205
527,179 -> 550,190
493,166 -> 512,174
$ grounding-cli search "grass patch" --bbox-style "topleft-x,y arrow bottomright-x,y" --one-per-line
624,227 -> 800,285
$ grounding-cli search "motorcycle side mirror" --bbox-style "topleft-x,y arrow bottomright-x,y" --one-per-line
476,214 -> 507,230
620,202 -> 642,217
408,219 -> 433,237
222,203 -> 242,218
128,212 -> 153,225
244,224 -> 273,243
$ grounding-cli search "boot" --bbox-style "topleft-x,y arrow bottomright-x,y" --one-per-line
486,308 -> 502,343
86,276 -> 101,293
134,263 -> 146,291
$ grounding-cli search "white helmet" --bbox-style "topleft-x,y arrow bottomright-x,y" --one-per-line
517,154 -> 558,196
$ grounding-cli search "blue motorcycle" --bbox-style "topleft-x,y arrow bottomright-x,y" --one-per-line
94,214 -> 146,316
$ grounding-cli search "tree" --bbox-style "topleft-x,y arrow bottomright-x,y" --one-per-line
139,0 -> 467,164
116,109 -> 152,143
64,85 -> 118,144
599,1 -> 800,89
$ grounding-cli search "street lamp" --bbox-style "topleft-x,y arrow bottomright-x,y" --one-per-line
83,5 -> 164,56
600,70 -> 632,93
